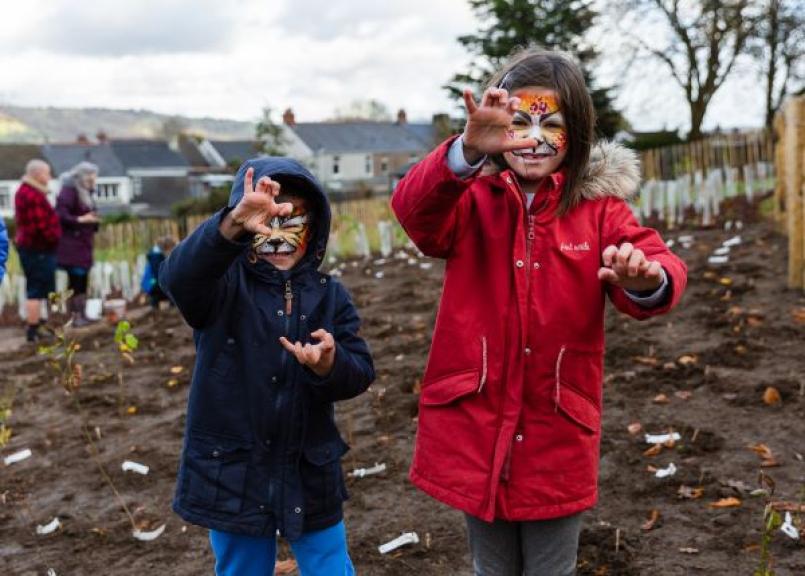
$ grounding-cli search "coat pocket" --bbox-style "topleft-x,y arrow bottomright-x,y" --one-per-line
300,437 -> 350,517
184,431 -> 253,515
421,369 -> 481,406
554,344 -> 603,434
555,384 -> 599,434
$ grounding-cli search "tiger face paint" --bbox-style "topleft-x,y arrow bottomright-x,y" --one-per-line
251,198 -> 312,270
503,87 -> 568,184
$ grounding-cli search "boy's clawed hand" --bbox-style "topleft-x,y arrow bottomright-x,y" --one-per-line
221,167 -> 294,239
279,329 -> 336,377
461,87 -> 539,163
598,243 -> 664,292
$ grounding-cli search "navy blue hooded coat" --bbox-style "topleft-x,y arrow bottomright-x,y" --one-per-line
159,157 -> 375,540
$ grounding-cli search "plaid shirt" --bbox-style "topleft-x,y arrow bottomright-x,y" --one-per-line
14,181 -> 61,251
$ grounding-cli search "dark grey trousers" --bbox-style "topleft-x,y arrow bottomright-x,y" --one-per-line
465,513 -> 583,576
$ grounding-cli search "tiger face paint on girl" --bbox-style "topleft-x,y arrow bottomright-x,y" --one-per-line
251,203 -> 312,269
506,89 -> 568,156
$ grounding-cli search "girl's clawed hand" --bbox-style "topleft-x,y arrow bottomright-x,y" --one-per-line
461,88 -> 539,163
598,243 -> 664,292
279,329 -> 336,377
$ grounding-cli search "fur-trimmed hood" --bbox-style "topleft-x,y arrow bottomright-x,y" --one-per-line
579,140 -> 640,201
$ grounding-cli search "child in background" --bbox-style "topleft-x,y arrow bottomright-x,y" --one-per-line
0,219 -> 7,283
140,236 -> 176,308
160,157 -> 374,576
392,48 -> 687,575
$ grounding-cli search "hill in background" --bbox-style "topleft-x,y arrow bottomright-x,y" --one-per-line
0,105 -> 256,143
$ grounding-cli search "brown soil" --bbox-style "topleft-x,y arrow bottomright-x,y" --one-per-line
1,217 -> 804,575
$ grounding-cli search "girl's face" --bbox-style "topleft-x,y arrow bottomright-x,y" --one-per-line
503,86 -> 568,183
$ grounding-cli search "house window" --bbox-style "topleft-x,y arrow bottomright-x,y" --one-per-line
132,177 -> 142,197
380,157 -> 389,175
333,156 -> 340,175
0,186 -> 10,210
365,155 -> 372,174
96,183 -> 120,201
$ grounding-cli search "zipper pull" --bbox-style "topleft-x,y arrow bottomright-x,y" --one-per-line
284,280 -> 293,316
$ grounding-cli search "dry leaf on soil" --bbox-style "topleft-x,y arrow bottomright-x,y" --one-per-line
641,509 -> 660,531
762,387 -> 781,406
709,497 -> 741,508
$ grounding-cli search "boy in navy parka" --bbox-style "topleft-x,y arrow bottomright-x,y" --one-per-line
160,158 -> 374,576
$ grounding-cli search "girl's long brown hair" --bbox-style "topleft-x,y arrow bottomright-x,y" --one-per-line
486,48 -> 596,216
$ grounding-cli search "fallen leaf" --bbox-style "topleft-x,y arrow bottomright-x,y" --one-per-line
633,356 -> 659,367
747,443 -> 774,460
627,422 -> 642,435
126,406 -> 138,415
170,366 -> 184,374
677,354 -> 698,366
274,559 -> 298,575
734,344 -> 748,355
643,444 -> 663,457
646,465 -> 658,473
653,393 -> 670,404
167,379 -> 179,388
791,307 -> 805,324
726,306 -> 744,317
674,390 -> 693,400
762,387 -> 781,406
703,271 -> 718,280
760,457 -> 782,468
641,509 -> 660,531
719,277 -> 733,286
412,379 -> 421,394
709,497 -> 741,508
771,501 -> 805,513
746,316 -> 764,327
678,485 -> 704,499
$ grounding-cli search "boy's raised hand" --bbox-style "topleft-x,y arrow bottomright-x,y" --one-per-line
598,243 -> 665,292
461,87 -> 539,164
220,167 -> 294,240
279,329 -> 336,377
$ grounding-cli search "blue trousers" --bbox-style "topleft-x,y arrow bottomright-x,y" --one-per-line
209,521 -> 355,576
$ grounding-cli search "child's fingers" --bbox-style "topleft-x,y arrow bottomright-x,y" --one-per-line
597,267 -> 620,285
255,176 -> 272,195
311,330 -> 335,352
601,245 -> 618,267
274,201 -> 294,217
644,260 -> 663,279
616,243 -> 634,268
244,167 -> 255,195
627,248 -> 644,277
279,336 -> 296,354
506,97 -> 521,114
254,223 -> 273,237
463,89 -> 479,115
500,137 -> 539,152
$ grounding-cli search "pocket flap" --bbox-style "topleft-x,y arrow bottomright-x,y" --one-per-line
556,386 -> 600,434
189,431 -> 253,460
421,370 -> 480,406
304,438 -> 349,466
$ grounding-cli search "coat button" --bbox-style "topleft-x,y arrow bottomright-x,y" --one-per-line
259,505 -> 266,511
524,347 -> 531,356
294,507 -> 302,514
277,310 -> 284,317
300,315 -> 306,321
320,278 -> 327,284
515,434 -> 524,442
226,337 -> 235,344
515,260 -> 524,268
271,376 -> 277,383
212,450 -> 220,457
264,439 -> 271,447
533,262 -> 541,269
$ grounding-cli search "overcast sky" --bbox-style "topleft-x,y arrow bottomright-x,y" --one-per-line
0,0 -> 768,133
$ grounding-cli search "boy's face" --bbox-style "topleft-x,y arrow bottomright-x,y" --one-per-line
251,196 -> 312,270
503,87 -> 568,183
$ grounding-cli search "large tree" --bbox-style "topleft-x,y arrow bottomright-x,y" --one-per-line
255,107 -> 287,156
446,0 -> 625,138
618,0 -> 755,140
749,0 -> 804,128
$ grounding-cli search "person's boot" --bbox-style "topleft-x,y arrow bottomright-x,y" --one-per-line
25,323 -> 40,343
71,294 -> 95,328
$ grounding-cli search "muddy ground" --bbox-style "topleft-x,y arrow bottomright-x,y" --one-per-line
1,215 -> 804,575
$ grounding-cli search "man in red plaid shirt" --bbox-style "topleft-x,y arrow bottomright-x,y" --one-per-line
14,159 -> 61,342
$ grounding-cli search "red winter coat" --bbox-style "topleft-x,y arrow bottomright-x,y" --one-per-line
391,139 -> 687,522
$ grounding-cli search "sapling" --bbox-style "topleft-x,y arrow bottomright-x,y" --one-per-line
38,291 -> 138,534
755,471 -> 780,576
0,389 -> 13,448
113,320 -> 139,416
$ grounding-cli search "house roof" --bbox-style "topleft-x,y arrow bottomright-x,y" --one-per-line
178,135 -> 211,168
291,122 -> 429,154
42,143 -> 126,177
208,140 -> 263,165
403,123 -> 437,148
110,139 -> 188,170
0,144 -> 44,180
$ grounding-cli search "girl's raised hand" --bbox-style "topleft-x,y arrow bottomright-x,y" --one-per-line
461,88 -> 538,162
598,243 -> 665,292
222,167 -> 294,239
279,329 -> 336,377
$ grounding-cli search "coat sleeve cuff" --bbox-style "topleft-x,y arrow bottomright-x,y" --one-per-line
624,267 -> 669,308
446,135 -> 487,179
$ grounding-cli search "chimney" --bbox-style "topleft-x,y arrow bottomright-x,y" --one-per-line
96,130 -> 108,144
283,108 -> 296,127
76,133 -> 90,145
396,108 -> 407,125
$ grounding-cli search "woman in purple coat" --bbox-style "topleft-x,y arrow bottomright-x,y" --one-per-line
56,162 -> 100,326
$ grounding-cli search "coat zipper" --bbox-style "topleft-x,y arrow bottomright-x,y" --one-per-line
284,280 -> 293,316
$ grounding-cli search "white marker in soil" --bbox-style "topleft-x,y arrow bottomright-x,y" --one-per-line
378,532 -> 419,554
644,433 -> 681,444
722,235 -> 742,247
133,524 -> 166,542
121,461 -> 150,475
781,512 -> 800,540
36,517 -> 61,535
655,463 -> 677,478
707,256 -> 729,265
350,463 -> 387,478
713,246 -> 730,256
4,448 -> 32,466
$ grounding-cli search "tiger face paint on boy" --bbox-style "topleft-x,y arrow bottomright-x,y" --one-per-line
503,87 -> 569,183
251,201 -> 312,270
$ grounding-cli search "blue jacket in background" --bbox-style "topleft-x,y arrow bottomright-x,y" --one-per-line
0,218 -> 8,283
159,157 -> 375,540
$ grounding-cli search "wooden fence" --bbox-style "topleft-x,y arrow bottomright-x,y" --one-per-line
774,96 -> 805,290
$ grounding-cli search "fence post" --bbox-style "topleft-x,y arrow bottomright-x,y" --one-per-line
783,98 -> 805,289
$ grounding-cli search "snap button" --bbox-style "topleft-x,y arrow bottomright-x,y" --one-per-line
277,310 -> 284,316
515,434 -> 524,442
524,347 -> 531,356
294,507 -> 302,514
259,505 -> 266,511
506,176 -> 513,184
264,439 -> 271,447
533,262 -> 541,269
212,450 -> 220,458
515,260 -> 524,268
300,315 -> 306,321
226,337 -> 235,344
271,376 -> 277,383
320,278 -> 327,284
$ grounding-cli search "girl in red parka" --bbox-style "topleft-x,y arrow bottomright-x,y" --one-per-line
392,49 -> 687,575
